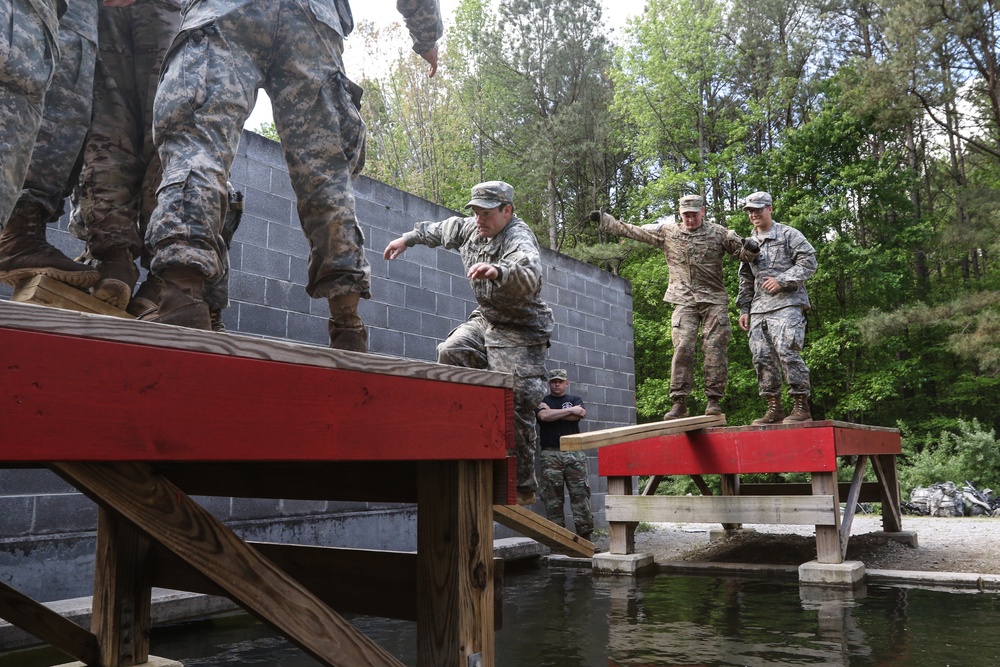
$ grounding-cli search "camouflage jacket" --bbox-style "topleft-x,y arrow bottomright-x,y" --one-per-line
737,221 -> 817,315
600,215 -> 757,306
26,0 -> 60,55
402,215 -> 554,347
180,0 -> 442,55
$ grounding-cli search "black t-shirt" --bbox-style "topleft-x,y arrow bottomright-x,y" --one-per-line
536,394 -> 584,449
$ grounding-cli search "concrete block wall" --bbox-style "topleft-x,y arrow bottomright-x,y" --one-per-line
0,130 -> 635,603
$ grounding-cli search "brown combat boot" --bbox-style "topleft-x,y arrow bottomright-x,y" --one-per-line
704,398 -> 723,416
91,247 -> 139,309
783,395 -> 813,423
663,398 -> 688,420
516,487 -> 536,506
328,294 -> 367,352
156,267 -> 210,330
209,308 -> 226,332
126,276 -> 162,320
0,209 -> 100,287
752,395 -> 785,425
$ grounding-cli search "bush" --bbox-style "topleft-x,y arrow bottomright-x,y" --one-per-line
899,419 -> 1000,495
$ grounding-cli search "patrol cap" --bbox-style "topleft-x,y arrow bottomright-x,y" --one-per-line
548,368 -> 568,381
678,194 -> 704,213
466,181 -> 514,209
743,191 -> 773,209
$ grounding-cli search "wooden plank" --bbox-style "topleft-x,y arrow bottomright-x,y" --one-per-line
739,482 -> 884,502
839,456 -> 868,560
604,494 -> 839,526
12,274 -> 133,319
720,473 -> 741,531
812,472 -> 843,564
417,461 -> 494,667
0,581 -> 100,665
1,324 -> 510,463
872,454 -> 903,532
156,462 -> 419,502
52,461 -> 404,667
559,415 -> 725,451
91,508 -> 152,666
833,425 -> 902,456
491,505 -> 595,558
0,299 -> 509,387
607,477 -> 635,554
152,543 -> 420,620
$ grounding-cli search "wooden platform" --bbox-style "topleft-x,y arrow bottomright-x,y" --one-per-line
0,299 -> 516,666
577,420 -> 902,563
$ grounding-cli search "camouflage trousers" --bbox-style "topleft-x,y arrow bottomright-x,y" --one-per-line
539,450 -> 593,536
748,306 -> 811,396
437,314 -> 548,494
72,0 -> 180,261
670,302 -> 731,399
0,0 -> 57,228
7,0 -> 97,227
147,0 -> 371,300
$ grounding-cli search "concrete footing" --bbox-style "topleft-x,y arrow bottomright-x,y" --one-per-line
798,560 -> 866,588
592,552 -> 655,575
57,657 -> 182,667
879,530 -> 918,547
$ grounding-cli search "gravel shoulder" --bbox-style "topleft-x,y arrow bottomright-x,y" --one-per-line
595,515 -> 1000,575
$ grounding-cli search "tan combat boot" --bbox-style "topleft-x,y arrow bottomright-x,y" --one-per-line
156,267 -> 211,330
663,398 -> 688,420
752,395 -> 785,425
704,398 -> 723,416
783,395 -> 813,423
91,247 -> 139,309
328,294 -> 367,352
126,276 -> 162,320
0,209 -> 100,287
516,487 -> 536,506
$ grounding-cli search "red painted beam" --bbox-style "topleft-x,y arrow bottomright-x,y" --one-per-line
1,328 -> 510,462
598,422 -> 899,476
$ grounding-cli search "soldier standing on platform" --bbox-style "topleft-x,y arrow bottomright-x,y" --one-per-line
593,195 -> 759,420
737,191 -> 818,424
384,181 -> 554,506
0,0 -> 104,287
143,0 -> 442,348
536,369 -> 594,540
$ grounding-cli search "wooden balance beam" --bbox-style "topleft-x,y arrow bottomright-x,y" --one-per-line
0,299 -> 514,667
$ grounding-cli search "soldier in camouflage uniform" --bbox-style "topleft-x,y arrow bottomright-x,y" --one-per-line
736,191 -> 818,424
0,0 -> 104,288
594,195 -> 759,420
384,181 -> 553,506
71,0 -> 183,313
536,369 -> 594,539
144,0 -> 442,346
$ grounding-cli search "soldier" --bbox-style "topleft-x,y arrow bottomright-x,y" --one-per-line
384,181 -> 553,506
736,191 -> 818,424
593,195 -> 759,420
143,0 -> 442,348
71,0 -> 184,315
0,0 -> 103,287
536,369 -> 593,540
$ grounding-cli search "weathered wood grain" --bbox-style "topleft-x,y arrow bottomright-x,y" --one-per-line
559,415 -> 725,451
491,505 -> 594,557
12,275 -> 133,319
604,494 -> 839,526
0,581 -> 99,665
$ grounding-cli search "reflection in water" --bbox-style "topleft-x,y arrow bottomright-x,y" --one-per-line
2,569 -> 998,666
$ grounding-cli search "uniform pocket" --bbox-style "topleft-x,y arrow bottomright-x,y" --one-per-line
0,3 -> 56,99
332,71 -> 367,177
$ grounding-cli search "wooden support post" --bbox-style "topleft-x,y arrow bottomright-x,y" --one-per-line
51,462 -> 403,667
607,476 -> 635,555
0,581 -> 99,665
811,471 -> 843,564
641,475 -> 662,496
839,455 -> 868,560
417,461 -> 494,667
92,507 -> 152,666
872,454 -> 902,532
719,474 -> 741,531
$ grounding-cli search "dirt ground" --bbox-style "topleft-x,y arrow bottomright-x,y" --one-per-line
591,515 -> 1000,575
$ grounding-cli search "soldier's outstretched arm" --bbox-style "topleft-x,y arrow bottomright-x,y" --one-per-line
589,211 -> 664,248
397,0 -> 444,77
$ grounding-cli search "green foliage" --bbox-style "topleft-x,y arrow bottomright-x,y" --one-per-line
252,121 -> 279,142
899,420 -> 1000,495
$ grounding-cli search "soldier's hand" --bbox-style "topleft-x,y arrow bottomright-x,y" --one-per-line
384,238 -> 408,260
738,313 -> 750,331
743,237 -> 759,253
762,277 -> 783,293
589,210 -> 602,223
467,262 -> 499,281
420,46 -> 439,78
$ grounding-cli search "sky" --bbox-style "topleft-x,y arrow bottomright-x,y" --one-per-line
245,0 -> 647,129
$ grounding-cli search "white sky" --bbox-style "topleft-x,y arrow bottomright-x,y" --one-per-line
245,0 -> 646,129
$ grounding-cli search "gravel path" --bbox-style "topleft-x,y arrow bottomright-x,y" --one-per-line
592,515 -> 1000,575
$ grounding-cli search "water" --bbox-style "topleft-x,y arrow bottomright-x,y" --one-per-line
3,569 -> 999,666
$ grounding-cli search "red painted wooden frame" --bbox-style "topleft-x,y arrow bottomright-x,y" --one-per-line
1,328 -> 512,463
598,421 -> 900,476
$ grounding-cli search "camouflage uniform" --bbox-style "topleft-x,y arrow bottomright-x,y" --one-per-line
145,0 -> 442,303
599,213 -> 757,400
0,0 -> 60,228
401,211 -> 553,494
737,221 -> 817,396
73,0 -> 183,261
537,391 -> 593,536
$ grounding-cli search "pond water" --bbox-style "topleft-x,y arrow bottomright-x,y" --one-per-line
4,567 -> 999,666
